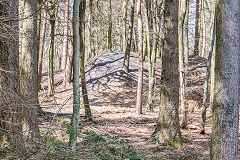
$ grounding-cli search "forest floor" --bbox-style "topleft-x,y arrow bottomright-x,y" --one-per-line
33,51 -> 213,159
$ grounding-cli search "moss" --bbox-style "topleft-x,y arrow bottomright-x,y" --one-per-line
169,139 -> 182,148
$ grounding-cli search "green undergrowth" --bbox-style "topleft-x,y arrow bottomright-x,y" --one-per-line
82,131 -> 142,159
30,130 -> 198,160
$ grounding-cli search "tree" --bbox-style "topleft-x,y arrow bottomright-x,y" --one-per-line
69,0 -> 81,151
145,0 -> 158,111
210,0 -> 240,159
63,0 -> 71,87
178,0 -> 187,128
107,0 -> 112,51
184,0 -> 189,64
209,0 -> 216,107
193,0 -> 200,56
79,0 -> 92,120
61,0 -> 69,73
38,10 -> 47,89
88,0 -> 94,58
136,0 -> 143,115
122,0 -> 129,51
20,0 -> 40,138
200,0 -> 206,57
0,0 -> 26,154
152,0 -> 181,144
122,0 -> 135,74
47,1 -> 56,96
200,7 -> 216,134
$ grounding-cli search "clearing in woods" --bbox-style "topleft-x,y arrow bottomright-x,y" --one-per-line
36,51 -> 212,159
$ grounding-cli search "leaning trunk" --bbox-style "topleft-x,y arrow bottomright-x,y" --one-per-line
200,10 -> 216,134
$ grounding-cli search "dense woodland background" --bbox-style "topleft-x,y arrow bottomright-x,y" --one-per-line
0,0 -> 240,159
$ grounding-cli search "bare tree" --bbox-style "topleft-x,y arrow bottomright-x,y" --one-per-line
178,0 -> 188,128
20,0 -> 40,138
122,0 -> 135,74
193,0 -> 200,56
0,0 -> 26,154
136,0 -> 143,115
69,0 -> 81,151
107,0 -> 112,51
79,0 -> 92,120
200,8 -> 216,134
152,0 -> 181,144
210,1 -> 240,159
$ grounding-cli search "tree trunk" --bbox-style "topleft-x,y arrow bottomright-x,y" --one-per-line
79,0 -> 92,120
122,0 -> 135,75
122,0 -> 129,51
107,0 -> 112,51
193,0 -> 200,56
38,10 -> 47,89
184,0 -> 189,65
200,0 -> 206,58
48,4 -> 56,96
69,0 -> 81,151
146,0 -> 157,111
65,39 -> 73,85
209,0 -> 216,107
200,10 -> 216,134
0,0 -> 26,154
136,0 -> 143,115
179,0 -> 187,129
88,0 -> 93,59
133,28 -> 138,52
152,0 -> 181,144
61,0 -> 69,72
20,0 -> 40,138
143,0 -> 151,64
210,1 -> 240,159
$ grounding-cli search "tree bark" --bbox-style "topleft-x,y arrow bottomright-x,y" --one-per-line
0,0 -> 26,154
184,0 -> 189,65
69,0 -> 81,151
62,0 -> 70,87
48,2 -> 56,96
193,0 -> 200,56
200,0 -> 206,58
136,0 -> 143,115
146,0 -> 157,111
61,0 -> 69,72
179,0 -> 187,129
20,0 -> 40,138
210,0 -> 240,159
122,0 -> 135,75
88,0 -> 94,59
200,10 -> 216,134
79,0 -> 92,120
122,0 -> 129,51
209,0 -> 216,107
107,0 -> 112,51
38,10 -> 47,89
152,0 -> 181,144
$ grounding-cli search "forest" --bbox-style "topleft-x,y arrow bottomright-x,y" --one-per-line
0,0 -> 240,159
